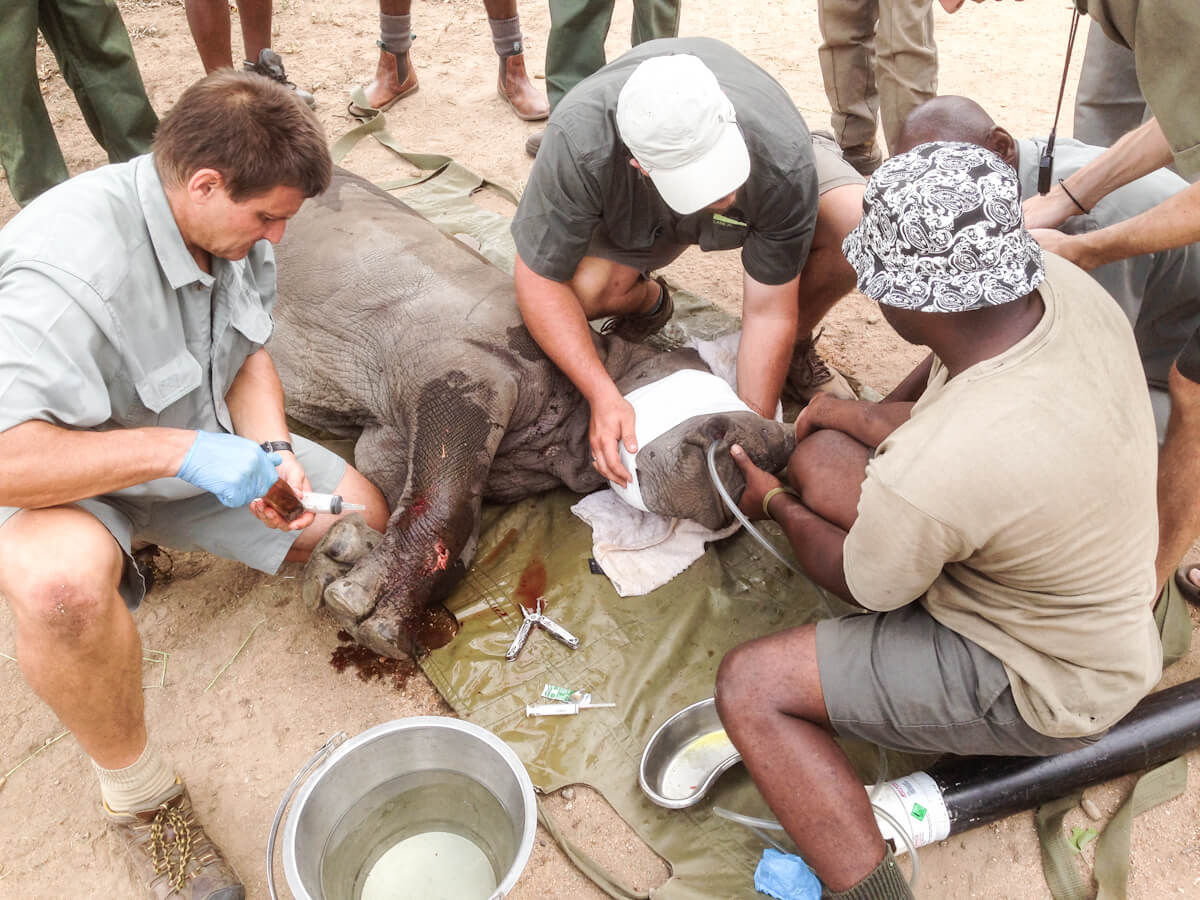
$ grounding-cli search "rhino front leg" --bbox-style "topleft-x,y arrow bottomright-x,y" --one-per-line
306,370 -> 518,658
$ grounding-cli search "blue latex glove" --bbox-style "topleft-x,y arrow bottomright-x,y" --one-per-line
177,431 -> 281,508
754,848 -> 821,900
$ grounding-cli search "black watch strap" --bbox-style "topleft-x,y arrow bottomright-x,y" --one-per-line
260,440 -> 294,455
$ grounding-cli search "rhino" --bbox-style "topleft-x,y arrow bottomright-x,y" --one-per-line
268,169 -> 794,659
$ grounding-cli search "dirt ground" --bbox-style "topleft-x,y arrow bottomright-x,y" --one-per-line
2,0 -> 1200,897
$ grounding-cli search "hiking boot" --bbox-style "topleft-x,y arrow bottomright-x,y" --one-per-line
785,330 -> 856,402
600,276 -> 673,343
842,141 -> 883,177
525,129 -> 543,158
244,49 -> 315,108
107,780 -> 244,900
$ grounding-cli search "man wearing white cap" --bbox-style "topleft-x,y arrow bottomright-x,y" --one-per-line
511,37 -> 857,488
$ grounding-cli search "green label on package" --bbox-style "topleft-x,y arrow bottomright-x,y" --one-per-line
541,684 -> 574,702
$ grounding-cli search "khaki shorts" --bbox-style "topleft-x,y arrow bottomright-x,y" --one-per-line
816,603 -> 1101,757
811,130 -> 866,194
0,433 -> 347,609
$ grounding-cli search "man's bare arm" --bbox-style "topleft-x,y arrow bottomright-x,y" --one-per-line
738,271 -> 800,417
768,491 -> 855,602
513,253 -> 635,486
794,394 -> 914,448
1024,118 -> 1176,231
884,353 -> 934,403
0,421 -> 193,509
224,347 -> 315,530
224,348 -> 292,447
1036,178 -> 1200,270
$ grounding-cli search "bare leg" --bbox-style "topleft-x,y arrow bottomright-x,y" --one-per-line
236,0 -> 273,62
788,182 -> 862,401
787,429 -> 872,531
286,464 -> 389,561
0,508 -> 146,769
569,256 -> 662,319
483,0 -> 517,17
796,183 -> 863,340
716,625 -> 886,891
184,0 -> 234,72
1156,364 -> 1200,595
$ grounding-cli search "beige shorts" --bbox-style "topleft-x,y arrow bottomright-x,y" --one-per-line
811,130 -> 867,194
816,603 -> 1102,757
0,432 -> 347,609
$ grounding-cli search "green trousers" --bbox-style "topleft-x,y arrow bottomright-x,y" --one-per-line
544,0 -> 681,112
0,0 -> 158,206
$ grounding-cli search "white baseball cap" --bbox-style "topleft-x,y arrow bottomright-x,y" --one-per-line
615,54 -> 751,215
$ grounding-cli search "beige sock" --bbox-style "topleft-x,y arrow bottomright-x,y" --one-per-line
94,744 -> 178,813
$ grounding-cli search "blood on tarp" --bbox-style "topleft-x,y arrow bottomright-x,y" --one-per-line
514,558 -> 546,611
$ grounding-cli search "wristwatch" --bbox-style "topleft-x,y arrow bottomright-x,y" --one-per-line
260,440 -> 294,455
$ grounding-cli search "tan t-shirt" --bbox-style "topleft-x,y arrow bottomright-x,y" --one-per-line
843,253 -> 1162,739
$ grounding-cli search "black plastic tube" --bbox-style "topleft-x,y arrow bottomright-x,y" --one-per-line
927,678 -> 1200,834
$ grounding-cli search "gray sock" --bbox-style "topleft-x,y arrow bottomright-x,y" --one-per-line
379,13 -> 413,56
488,16 -> 524,58
824,848 -> 914,900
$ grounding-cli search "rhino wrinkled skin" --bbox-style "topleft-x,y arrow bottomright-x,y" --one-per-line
268,168 -> 794,658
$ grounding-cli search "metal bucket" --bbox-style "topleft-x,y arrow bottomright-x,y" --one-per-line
268,718 -> 537,900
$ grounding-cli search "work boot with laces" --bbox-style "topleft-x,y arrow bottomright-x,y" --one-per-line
107,780 -> 244,900
600,276 -> 673,343
244,49 -> 316,108
785,330 -> 856,402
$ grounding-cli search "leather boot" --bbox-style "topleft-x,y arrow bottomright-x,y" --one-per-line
498,53 -> 548,121
350,46 -> 419,116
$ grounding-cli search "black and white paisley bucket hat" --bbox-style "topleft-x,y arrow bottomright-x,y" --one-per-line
842,141 -> 1045,313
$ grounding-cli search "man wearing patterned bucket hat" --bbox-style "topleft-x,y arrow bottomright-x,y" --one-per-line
714,142 -> 1163,899
512,38 -> 863,491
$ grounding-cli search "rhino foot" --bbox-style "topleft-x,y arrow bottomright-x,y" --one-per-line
302,514 -> 460,660
301,514 -> 382,612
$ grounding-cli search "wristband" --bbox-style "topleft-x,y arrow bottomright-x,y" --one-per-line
761,485 -> 798,520
1058,180 -> 1089,215
260,440 -> 294,455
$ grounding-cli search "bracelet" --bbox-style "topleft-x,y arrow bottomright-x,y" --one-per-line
1058,180 -> 1089,215
260,440 -> 294,455
761,485 -> 798,520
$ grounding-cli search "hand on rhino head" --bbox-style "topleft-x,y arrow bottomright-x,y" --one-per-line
630,410 -> 796,530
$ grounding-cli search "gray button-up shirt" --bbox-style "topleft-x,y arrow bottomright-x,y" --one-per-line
0,154 -> 277,503
1017,137 -> 1200,386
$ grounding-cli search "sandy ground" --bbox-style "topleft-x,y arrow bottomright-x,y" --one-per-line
2,0 -> 1200,897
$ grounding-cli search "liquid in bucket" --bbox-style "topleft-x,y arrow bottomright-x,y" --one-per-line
359,831 -> 496,900
320,769 -> 513,900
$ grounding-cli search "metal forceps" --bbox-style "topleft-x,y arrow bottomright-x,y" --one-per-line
505,597 -> 580,660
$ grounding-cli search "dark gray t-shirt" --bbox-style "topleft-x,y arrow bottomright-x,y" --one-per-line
512,37 -> 818,287
1017,137 -> 1200,384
